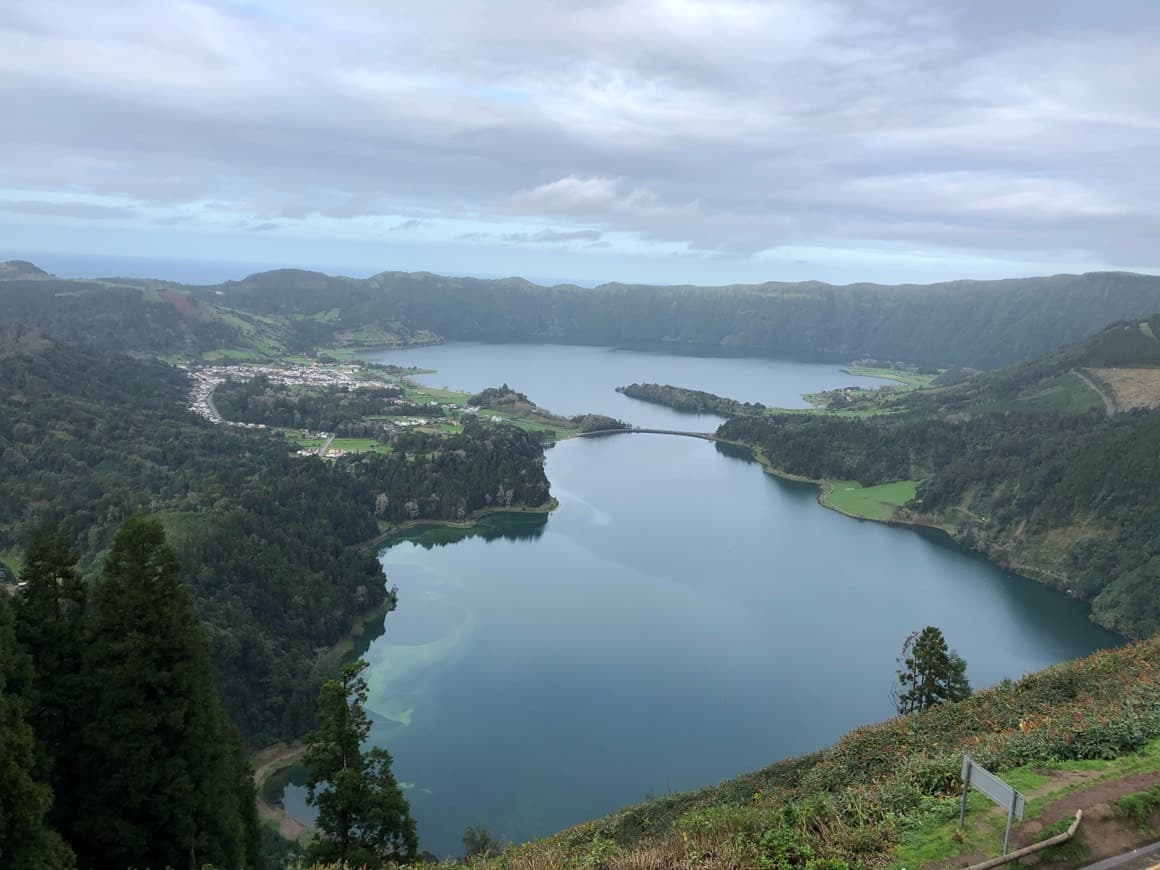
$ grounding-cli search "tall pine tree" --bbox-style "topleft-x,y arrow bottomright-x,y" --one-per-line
894,626 -> 972,715
0,589 -> 74,868
70,515 -> 261,869
13,523 -> 87,836
305,658 -> 418,867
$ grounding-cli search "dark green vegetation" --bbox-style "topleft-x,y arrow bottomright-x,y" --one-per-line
893,627 -> 971,716
8,257 -> 1160,864
473,636 -> 1160,868
213,374 -> 417,433
616,382 -> 766,415
9,261 -> 1160,367
304,659 -> 417,867
0,568 -> 74,868
0,329 -> 552,743
469,385 -> 629,436
720,318 -> 1160,638
7,518 -> 261,869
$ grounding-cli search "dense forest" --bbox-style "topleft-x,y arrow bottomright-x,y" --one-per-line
0,328 -> 552,743
617,382 -> 766,415
9,260 -> 1160,368
4,518 -> 262,868
719,319 -> 1160,638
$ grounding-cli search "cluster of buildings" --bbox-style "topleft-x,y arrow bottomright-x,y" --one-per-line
182,363 -> 498,457
184,362 -> 397,423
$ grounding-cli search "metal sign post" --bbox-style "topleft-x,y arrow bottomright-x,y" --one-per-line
959,756 -> 1025,855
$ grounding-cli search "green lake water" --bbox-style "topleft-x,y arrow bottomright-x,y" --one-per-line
281,343 -> 1120,857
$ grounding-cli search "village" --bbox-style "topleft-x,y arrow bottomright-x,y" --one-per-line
183,361 -> 494,456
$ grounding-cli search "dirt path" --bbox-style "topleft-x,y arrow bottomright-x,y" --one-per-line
1030,771 -> 1160,833
1076,369 -> 1117,418
1011,770 -> 1160,853
251,742 -> 310,842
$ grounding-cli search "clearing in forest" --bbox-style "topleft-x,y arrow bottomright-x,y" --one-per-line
1087,367 -> 1160,412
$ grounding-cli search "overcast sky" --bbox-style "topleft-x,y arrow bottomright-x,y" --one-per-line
3,1 -> 1159,285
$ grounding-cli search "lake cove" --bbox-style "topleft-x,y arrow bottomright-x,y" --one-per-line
283,344 -> 1120,857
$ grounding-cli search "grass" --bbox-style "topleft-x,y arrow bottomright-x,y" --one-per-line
822,479 -> 918,520
1116,784 -> 1160,829
284,433 -> 328,451
502,417 -> 581,440
1141,322 -> 1156,339
402,382 -> 471,406
0,553 -> 20,577
311,307 -> 341,323
328,438 -> 392,454
1006,371 -> 1105,414
844,366 -> 937,389
201,347 -> 267,361
893,737 -> 1160,868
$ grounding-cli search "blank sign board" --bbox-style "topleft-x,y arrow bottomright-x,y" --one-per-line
961,756 -> 1024,820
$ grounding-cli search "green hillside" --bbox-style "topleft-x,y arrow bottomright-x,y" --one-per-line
0,330 -> 553,743
10,261 -> 1160,368
457,637 -> 1160,869
720,319 -> 1160,638
196,267 -> 1160,369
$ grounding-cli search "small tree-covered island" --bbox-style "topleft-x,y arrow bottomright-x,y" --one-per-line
8,260 -> 1160,868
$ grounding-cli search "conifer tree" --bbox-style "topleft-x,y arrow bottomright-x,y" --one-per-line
305,658 -> 418,867
0,590 -> 75,868
894,626 -> 972,715
71,515 -> 261,869
13,523 -> 87,833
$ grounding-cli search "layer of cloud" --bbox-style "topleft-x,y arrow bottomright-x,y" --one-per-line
1,0 -> 1159,276
0,199 -> 138,220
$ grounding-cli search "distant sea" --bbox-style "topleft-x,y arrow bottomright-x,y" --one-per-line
0,251 -> 601,287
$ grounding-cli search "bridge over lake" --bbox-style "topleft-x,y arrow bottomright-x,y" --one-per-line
575,427 -> 717,441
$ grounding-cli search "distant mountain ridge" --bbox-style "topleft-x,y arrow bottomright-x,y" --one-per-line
6,259 -> 1160,368
0,259 -> 50,280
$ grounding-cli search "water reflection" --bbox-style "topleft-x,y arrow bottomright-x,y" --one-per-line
385,512 -> 550,551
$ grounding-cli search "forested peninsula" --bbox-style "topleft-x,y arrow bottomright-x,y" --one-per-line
616,382 -> 766,415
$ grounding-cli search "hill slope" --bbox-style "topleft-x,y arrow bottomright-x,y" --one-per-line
470,636 -> 1160,868
0,334 -> 553,743
721,318 -> 1160,637
8,260 -> 1160,368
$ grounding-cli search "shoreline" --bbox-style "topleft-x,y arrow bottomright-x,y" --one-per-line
363,498 -> 560,550
737,441 -> 1123,638
252,742 -> 309,842
254,497 -> 562,841
251,595 -> 398,842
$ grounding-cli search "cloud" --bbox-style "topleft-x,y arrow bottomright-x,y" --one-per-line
509,177 -> 654,216
457,227 -> 605,245
1,0 -> 1159,275
0,199 -> 138,220
503,228 -> 604,243
244,221 -> 279,232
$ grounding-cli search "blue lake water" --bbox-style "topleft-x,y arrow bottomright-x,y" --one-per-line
282,343 -> 1120,857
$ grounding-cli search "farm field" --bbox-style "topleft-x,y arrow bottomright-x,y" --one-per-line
822,479 -> 918,521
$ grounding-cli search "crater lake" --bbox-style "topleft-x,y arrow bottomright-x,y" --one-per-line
282,343 -> 1120,857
